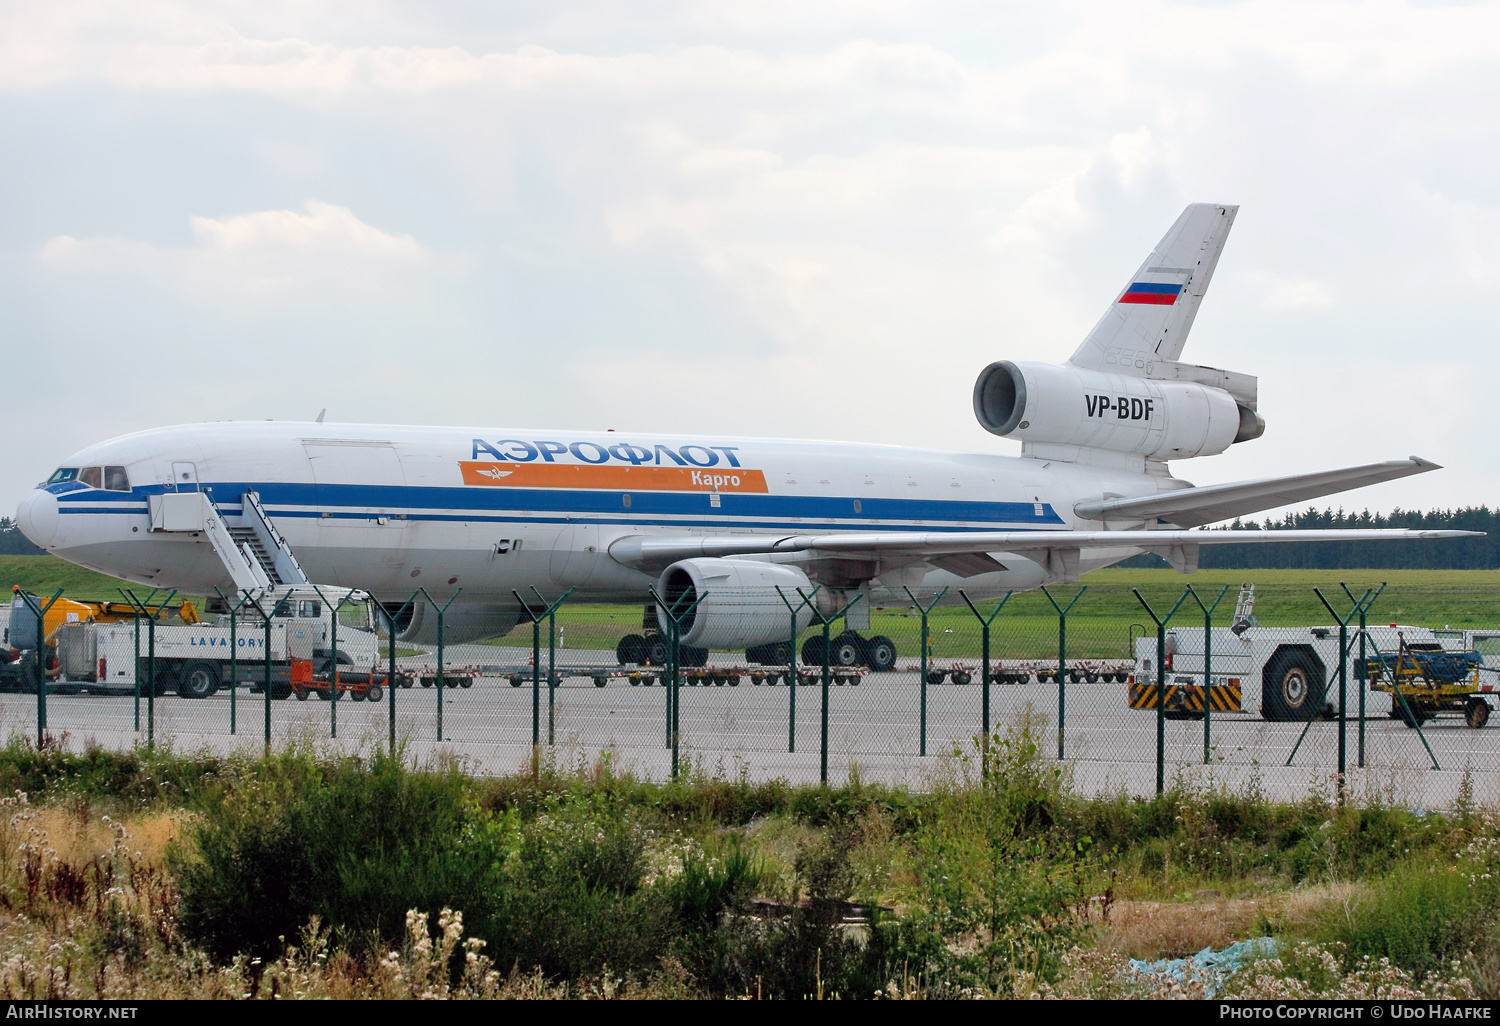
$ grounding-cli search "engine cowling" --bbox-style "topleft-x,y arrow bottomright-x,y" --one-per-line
657,558 -> 815,650
380,599 -> 522,645
973,360 -> 1262,460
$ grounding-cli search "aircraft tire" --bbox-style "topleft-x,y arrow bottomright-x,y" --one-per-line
617,635 -> 649,665
865,636 -> 897,672
801,636 -> 827,665
831,632 -> 863,667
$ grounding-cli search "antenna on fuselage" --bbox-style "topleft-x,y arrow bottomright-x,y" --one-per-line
315,409 -> 326,423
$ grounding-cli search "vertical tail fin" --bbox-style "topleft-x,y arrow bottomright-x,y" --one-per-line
1070,203 -> 1237,374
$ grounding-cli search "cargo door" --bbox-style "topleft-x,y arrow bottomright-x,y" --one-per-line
301,440 -> 408,585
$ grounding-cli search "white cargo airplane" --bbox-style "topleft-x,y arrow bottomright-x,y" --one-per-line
14,204 -> 1474,668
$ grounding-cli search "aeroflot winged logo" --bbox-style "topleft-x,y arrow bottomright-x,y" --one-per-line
461,439 -> 769,493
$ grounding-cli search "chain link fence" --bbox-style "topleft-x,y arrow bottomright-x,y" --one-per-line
4,581 -> 1497,807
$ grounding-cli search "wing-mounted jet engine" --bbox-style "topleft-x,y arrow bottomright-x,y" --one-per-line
655,558 -> 816,650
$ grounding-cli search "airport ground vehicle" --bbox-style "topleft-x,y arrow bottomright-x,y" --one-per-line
6,585 -> 381,698
1130,620 -> 1492,723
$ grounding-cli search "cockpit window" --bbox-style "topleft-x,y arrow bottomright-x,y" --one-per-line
78,467 -> 102,489
46,468 -> 78,485
104,466 -> 130,492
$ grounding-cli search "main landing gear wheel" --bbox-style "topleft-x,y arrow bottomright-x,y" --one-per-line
865,636 -> 897,672
617,635 -> 650,665
830,633 -> 864,667
801,636 -> 826,665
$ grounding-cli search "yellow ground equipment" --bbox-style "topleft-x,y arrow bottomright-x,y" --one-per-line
1129,677 -> 1243,719
8,586 -> 199,650
1363,637 -> 1493,729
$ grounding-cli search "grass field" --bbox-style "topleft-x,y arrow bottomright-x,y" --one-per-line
4,555 -> 1496,660
0,742 -> 1492,999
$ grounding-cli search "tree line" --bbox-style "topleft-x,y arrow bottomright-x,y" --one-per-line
1121,507 -> 1499,570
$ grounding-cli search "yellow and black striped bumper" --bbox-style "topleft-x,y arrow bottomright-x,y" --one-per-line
1130,678 -> 1243,713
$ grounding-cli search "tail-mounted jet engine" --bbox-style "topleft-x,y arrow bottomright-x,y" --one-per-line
973,360 -> 1263,460
656,558 -> 816,650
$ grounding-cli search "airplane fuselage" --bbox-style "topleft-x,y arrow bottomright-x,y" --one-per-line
15,421 -> 1164,604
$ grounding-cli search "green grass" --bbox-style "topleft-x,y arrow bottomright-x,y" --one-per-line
7,555 -> 1497,660
3,739 -> 1497,998
0,555 -> 147,602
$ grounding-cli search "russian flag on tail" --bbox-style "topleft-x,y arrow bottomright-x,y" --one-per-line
1119,282 -> 1182,306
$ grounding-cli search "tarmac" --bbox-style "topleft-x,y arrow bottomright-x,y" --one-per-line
5,643 -> 1494,809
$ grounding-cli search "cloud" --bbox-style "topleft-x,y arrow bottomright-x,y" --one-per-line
1241,270 -> 1336,310
39,201 -> 439,311
5,0 -> 1500,516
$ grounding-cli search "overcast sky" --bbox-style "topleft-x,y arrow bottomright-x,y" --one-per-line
3,1 -> 1497,519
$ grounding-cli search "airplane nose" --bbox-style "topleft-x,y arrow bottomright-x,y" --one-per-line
16,490 -> 59,549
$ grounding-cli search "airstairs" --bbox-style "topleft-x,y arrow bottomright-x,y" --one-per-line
147,489 -> 309,594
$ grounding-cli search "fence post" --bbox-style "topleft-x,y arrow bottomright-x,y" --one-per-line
1341,582 -> 1385,771
121,588 -> 176,748
13,589 -> 63,746
1308,585 -> 1382,801
903,587 -> 948,758
132,603 -> 141,732
1133,588 -> 1191,795
230,595 -> 238,734
381,594 -> 418,757
649,585 -> 706,780
1184,585 -> 1231,765
960,590 -> 1012,780
775,586 -> 820,754
514,588 -> 573,758
800,589 -> 862,784
417,588 -> 462,744
264,596 -> 274,749
214,587 -> 258,737
549,611 -> 557,746
1041,586 -> 1086,760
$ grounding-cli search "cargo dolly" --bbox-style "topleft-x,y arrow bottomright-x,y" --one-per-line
489,664 -> 864,688
1362,635 -> 1493,729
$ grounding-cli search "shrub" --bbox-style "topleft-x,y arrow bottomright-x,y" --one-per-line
172,749 -> 497,958
1318,862 -> 1496,979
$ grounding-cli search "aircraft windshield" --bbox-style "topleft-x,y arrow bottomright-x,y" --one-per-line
104,466 -> 130,491
45,468 -> 78,484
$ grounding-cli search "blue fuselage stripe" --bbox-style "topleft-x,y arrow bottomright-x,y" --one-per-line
54,480 -> 1066,531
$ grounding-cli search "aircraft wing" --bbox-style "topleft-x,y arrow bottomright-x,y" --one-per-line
1072,457 -> 1441,528
608,526 -> 1479,578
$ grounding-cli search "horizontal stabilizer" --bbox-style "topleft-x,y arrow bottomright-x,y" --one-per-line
1072,457 -> 1441,528
609,525 -> 1479,573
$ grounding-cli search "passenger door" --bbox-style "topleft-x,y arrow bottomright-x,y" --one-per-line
170,461 -> 199,492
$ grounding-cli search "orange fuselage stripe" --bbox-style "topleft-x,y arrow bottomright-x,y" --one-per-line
458,461 -> 769,493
